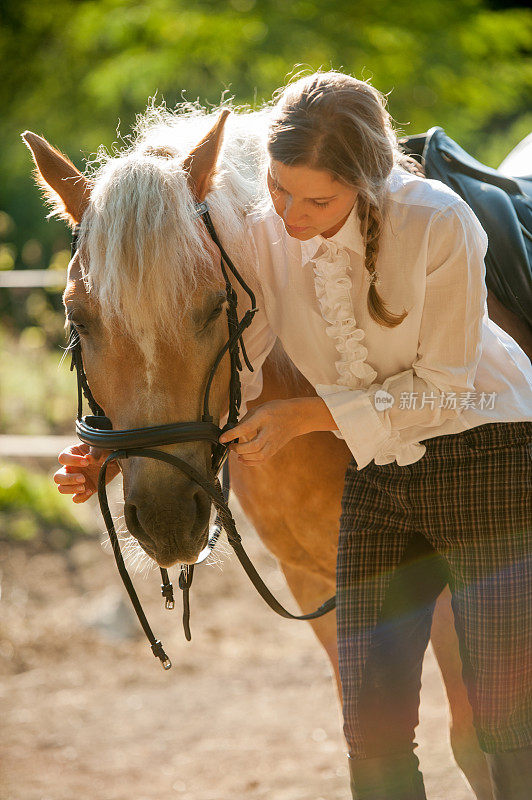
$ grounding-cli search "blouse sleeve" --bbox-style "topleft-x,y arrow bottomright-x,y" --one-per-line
315,200 -> 489,469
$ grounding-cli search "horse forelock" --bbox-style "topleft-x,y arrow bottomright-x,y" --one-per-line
77,104 -> 269,365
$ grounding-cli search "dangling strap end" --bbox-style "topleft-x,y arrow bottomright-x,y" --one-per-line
151,639 -> 172,670
160,568 -> 175,610
238,309 -> 258,373
182,600 -> 192,642
163,595 -> 175,611
179,565 -> 194,642
239,336 -> 253,373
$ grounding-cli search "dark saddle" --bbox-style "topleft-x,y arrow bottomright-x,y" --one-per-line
400,126 -> 532,328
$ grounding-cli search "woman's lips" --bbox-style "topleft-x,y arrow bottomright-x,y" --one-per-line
286,223 -> 309,234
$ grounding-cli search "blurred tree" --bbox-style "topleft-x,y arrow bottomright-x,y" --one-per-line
0,0 -> 530,267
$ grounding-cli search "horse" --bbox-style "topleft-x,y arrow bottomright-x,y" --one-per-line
24,104 -> 525,800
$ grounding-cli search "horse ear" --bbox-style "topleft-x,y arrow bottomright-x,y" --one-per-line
182,109 -> 230,202
21,131 -> 91,225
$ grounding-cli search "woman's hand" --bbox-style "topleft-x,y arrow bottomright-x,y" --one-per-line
53,443 -> 118,503
218,397 -> 337,466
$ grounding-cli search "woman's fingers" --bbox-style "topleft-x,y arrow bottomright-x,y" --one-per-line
221,430 -> 259,452
58,450 -> 89,467
219,419 -> 259,445
237,454 -> 265,466
55,472 -> 96,501
235,440 -> 269,463
87,447 -> 108,463
72,489 -> 95,503
57,482 -> 86,494
57,445 -> 110,467
54,467 -> 89,495
231,436 -> 265,455
54,444 -> 115,504
54,470 -> 86,486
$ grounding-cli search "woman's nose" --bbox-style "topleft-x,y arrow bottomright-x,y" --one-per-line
283,196 -> 305,225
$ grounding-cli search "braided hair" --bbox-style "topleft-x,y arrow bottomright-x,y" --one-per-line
267,71 -> 419,328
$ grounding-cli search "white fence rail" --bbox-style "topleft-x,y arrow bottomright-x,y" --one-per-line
0,270 -> 66,288
0,436 -> 74,458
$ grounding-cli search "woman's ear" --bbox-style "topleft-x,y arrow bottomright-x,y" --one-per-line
182,109 -> 230,202
21,131 -> 91,225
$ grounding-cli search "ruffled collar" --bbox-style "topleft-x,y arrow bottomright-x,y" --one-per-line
300,204 -> 364,265
309,218 -> 378,390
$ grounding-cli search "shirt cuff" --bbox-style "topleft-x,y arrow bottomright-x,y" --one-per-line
315,384 -> 391,469
238,365 -> 265,420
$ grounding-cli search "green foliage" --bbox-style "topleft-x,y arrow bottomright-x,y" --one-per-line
0,461 -> 87,547
1,0 -> 531,269
0,323 -> 74,436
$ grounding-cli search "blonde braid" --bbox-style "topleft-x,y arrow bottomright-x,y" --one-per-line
357,196 -> 408,328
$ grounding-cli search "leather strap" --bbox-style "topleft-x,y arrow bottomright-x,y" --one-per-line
76,415 -> 221,449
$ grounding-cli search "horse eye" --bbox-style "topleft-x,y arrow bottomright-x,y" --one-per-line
209,304 -> 224,321
203,303 -> 224,328
68,317 -> 87,334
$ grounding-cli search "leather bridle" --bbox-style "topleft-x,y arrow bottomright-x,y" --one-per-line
69,200 -> 335,670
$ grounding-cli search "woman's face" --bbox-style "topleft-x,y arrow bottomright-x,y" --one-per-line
267,159 -> 357,240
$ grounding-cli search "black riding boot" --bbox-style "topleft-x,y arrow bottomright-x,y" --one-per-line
485,745 -> 532,800
348,751 -> 427,800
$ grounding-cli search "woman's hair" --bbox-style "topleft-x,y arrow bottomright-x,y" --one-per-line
267,70 -> 421,328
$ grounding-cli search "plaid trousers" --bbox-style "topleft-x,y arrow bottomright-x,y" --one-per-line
337,420 -> 532,759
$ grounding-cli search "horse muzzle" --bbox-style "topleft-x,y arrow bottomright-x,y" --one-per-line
124,480 -> 212,567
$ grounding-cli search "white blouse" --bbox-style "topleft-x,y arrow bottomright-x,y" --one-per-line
238,166 -> 532,470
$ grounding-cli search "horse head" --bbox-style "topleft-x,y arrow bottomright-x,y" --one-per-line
23,109 -> 261,567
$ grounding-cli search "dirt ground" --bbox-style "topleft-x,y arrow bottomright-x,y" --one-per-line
0,485 -> 476,800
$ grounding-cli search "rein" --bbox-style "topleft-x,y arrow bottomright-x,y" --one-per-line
69,201 -> 335,669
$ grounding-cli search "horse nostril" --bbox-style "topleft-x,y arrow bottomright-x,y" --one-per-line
124,501 -> 140,535
124,502 -> 154,549
192,489 -> 211,529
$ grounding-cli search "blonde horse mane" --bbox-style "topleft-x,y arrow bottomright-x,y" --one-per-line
77,101 -> 270,361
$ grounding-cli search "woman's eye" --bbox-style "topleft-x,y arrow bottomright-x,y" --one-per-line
312,200 -> 331,208
268,174 -> 285,193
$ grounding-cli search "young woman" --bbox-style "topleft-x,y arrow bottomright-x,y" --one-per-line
55,72 -> 531,799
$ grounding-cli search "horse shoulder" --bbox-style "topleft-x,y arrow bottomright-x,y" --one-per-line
230,343 -> 351,580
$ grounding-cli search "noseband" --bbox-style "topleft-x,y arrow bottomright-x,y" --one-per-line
70,201 -> 335,670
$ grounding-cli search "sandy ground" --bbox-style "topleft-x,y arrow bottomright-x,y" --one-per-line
0,488 -> 476,800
